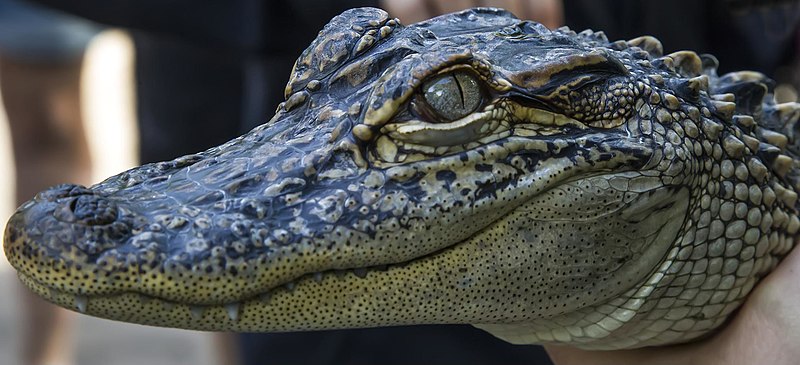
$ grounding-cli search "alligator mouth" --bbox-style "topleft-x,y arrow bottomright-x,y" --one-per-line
13,230 -> 474,331
21,255 -> 402,314
18,262 -> 399,322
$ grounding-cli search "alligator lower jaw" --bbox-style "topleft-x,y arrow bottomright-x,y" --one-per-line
17,258 -> 422,331
16,231 -> 481,332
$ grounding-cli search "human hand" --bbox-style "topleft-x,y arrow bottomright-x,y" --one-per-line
545,244 -> 800,365
380,0 -> 563,28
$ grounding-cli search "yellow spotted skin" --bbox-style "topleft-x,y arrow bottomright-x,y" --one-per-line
3,7 -> 800,350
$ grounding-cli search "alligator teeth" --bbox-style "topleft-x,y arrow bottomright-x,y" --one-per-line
75,295 -> 88,313
225,303 -> 240,321
353,268 -> 368,278
313,272 -> 324,283
190,306 -> 204,320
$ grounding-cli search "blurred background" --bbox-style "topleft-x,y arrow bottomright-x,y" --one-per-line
0,1 -> 798,365
0,29 -> 220,365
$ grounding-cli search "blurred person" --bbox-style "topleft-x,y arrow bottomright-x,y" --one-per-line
0,0 -> 101,364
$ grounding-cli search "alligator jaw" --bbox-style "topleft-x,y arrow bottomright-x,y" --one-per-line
15,240 -> 485,331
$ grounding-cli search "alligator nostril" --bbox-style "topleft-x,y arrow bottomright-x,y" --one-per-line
71,195 -> 118,226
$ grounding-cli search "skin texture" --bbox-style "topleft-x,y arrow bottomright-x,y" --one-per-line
545,243 -> 800,364
3,8 -> 800,350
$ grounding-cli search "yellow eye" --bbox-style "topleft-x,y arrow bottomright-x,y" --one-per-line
421,71 -> 483,121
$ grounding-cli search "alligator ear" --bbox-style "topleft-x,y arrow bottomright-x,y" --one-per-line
284,8 -> 400,98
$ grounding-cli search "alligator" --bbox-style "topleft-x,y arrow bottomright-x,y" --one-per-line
4,7 -> 800,350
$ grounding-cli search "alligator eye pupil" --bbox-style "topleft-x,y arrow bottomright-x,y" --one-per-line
422,71 -> 482,121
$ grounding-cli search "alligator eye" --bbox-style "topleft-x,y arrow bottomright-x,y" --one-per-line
421,71 -> 483,121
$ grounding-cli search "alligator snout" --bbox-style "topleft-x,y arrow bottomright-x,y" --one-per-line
68,195 -> 118,226
36,183 -> 119,227
5,183 -> 131,262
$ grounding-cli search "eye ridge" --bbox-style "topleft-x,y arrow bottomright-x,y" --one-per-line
420,70 -> 485,122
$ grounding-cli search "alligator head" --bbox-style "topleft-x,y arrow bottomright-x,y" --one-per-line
4,8 -> 800,349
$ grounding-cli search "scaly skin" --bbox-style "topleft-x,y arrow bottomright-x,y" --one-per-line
4,8 -> 800,349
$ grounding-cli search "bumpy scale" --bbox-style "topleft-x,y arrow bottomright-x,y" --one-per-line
4,8 -> 799,350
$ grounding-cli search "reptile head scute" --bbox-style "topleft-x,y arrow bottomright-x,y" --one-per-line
5,7 -> 799,350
